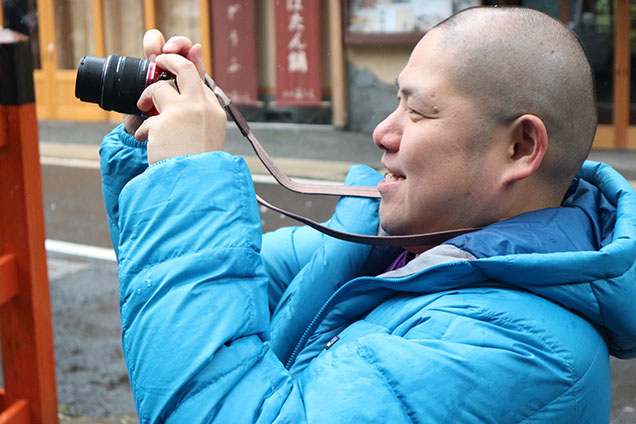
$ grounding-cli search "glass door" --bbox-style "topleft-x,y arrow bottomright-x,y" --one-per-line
34,0 -> 145,120
32,0 -> 210,121
522,0 -> 633,149
48,0 -> 105,120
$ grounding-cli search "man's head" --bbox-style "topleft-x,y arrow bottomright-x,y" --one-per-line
373,6 -> 597,238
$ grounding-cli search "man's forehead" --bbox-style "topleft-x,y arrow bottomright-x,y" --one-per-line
396,67 -> 446,100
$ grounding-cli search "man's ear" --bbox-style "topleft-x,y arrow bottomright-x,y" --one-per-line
501,114 -> 548,185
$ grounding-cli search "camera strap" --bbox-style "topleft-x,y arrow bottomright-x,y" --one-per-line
205,75 -> 479,248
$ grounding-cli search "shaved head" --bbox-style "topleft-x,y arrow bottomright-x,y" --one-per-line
432,7 -> 597,187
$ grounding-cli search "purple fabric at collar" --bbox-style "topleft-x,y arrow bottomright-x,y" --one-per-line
385,250 -> 410,272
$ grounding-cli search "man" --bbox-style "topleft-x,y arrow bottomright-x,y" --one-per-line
100,6 -> 636,423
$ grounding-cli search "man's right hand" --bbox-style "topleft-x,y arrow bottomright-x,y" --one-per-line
123,29 -> 207,135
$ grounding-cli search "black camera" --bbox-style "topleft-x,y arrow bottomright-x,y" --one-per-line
75,55 -> 168,115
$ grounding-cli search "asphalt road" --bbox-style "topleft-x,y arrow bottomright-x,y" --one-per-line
41,164 -> 339,248
33,148 -> 636,422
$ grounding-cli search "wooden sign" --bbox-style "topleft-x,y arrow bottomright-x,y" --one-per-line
274,0 -> 322,106
211,0 -> 259,105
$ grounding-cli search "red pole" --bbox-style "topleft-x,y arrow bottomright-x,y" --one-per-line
0,29 -> 59,424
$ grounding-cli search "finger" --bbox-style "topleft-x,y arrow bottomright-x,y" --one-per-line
163,36 -> 194,57
143,29 -> 166,62
155,54 -> 203,97
123,114 -> 144,135
134,115 -> 157,141
137,79 -> 180,113
186,43 -> 206,80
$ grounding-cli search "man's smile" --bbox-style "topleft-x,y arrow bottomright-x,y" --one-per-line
383,172 -> 406,182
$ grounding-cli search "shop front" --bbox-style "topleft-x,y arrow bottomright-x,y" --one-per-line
1,0 -> 635,149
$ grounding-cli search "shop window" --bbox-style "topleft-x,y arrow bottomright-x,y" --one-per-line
103,0 -> 144,59
156,0 -> 200,42
344,0 -> 481,44
53,0 -> 95,69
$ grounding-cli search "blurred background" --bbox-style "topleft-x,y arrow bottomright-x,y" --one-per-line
1,0 -> 636,423
3,0 -> 636,144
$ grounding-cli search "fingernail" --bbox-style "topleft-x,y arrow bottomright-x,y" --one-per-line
163,42 -> 176,52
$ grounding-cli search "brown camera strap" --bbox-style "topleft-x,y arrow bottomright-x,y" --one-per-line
208,75 -> 479,247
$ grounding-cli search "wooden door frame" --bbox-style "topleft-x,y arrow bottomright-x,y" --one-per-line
34,0 -> 212,122
612,0 -> 631,148
593,0 -> 633,149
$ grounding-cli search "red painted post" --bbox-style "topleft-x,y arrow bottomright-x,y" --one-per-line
0,29 -> 59,424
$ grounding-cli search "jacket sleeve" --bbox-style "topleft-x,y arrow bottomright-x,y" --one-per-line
262,225 -> 325,311
99,124 -> 148,258
116,151 -> 281,423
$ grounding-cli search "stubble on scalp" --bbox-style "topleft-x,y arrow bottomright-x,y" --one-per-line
431,7 -> 598,188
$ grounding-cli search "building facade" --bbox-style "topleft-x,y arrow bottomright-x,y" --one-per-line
1,0 -> 634,149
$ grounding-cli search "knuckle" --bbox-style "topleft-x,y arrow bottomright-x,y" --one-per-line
173,36 -> 191,45
175,60 -> 196,73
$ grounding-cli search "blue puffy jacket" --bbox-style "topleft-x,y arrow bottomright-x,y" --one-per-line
100,124 -> 636,423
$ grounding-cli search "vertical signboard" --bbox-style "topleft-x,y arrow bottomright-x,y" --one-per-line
211,0 -> 258,105
274,0 -> 322,106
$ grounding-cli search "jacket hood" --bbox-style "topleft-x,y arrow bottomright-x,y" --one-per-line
442,161 -> 636,358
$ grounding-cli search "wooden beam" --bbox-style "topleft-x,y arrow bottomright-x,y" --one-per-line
199,0 -> 212,76
328,0 -> 347,127
0,101 -> 6,149
0,400 -> 30,424
34,0 -> 57,119
0,34 -> 58,424
144,0 -> 156,32
560,0 -> 570,24
93,0 -> 105,57
613,0 -> 631,148
0,255 -> 19,306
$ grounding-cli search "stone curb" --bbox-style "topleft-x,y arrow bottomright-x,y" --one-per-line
39,142 -> 362,182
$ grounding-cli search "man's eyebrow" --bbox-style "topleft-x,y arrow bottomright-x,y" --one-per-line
399,85 -> 436,108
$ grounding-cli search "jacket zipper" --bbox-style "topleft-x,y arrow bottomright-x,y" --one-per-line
284,261 -> 462,369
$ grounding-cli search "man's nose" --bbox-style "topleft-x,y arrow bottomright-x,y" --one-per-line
373,112 -> 401,153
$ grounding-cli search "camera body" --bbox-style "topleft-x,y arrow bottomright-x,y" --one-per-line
75,55 -> 166,115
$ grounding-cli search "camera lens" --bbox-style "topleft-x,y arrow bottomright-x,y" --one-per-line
75,55 -> 157,115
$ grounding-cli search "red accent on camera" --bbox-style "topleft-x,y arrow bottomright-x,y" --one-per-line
146,62 -> 160,87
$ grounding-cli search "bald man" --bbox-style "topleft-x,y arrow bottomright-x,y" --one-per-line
100,6 -> 636,423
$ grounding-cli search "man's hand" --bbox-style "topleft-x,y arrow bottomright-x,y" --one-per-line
133,53 -> 227,164
123,30 -> 206,135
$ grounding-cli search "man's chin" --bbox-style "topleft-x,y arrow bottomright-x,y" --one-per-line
378,221 -> 409,237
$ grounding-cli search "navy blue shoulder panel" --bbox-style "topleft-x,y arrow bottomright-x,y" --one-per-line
446,174 -> 617,259
446,206 -> 597,259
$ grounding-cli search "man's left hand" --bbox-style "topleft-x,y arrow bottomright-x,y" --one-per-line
134,53 -> 227,165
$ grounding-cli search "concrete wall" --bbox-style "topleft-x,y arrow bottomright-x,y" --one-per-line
345,44 -> 412,133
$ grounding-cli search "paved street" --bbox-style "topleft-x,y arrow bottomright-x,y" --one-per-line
37,120 -> 636,422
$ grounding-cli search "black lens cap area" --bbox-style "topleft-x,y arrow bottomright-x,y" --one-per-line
75,56 -> 105,103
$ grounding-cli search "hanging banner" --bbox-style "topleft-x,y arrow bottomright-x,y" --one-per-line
211,0 -> 259,105
274,0 -> 322,106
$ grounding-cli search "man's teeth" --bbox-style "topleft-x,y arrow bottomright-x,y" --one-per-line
384,172 -> 405,182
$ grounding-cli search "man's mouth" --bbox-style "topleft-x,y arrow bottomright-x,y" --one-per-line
384,172 -> 405,182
